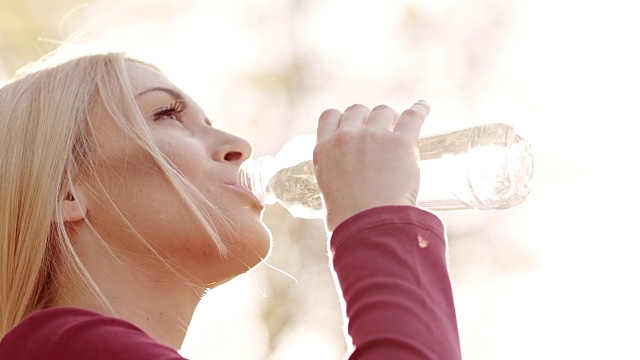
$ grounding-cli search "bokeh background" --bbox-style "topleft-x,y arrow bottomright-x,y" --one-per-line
2,0 -> 639,359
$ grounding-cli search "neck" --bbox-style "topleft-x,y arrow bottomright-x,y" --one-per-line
53,239 -> 205,350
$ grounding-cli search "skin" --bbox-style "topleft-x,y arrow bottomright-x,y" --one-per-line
314,101 -> 429,231
53,61 -> 429,350
54,62 -> 271,348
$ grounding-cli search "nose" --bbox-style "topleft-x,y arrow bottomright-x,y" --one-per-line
211,130 -> 253,165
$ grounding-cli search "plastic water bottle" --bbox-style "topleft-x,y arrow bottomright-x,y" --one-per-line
239,123 -> 533,219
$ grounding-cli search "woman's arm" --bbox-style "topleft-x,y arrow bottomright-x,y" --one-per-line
331,206 -> 461,360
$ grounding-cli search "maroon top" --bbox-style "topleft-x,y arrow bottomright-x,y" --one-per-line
330,206 -> 461,360
0,206 -> 461,359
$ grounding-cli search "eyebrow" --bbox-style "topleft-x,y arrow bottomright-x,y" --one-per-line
135,86 -> 213,127
136,86 -> 184,100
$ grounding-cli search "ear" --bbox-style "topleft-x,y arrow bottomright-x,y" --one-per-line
57,190 -> 88,223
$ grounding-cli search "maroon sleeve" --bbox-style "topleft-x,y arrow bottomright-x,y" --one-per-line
0,307 -> 186,360
330,206 -> 462,360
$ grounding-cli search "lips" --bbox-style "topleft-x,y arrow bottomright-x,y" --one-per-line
224,181 -> 264,210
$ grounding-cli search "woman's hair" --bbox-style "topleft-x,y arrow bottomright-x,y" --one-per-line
0,51 -> 235,337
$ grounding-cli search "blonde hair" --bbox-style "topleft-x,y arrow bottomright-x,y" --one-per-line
0,51 -> 234,337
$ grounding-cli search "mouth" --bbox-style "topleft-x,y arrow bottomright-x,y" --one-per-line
224,181 -> 265,210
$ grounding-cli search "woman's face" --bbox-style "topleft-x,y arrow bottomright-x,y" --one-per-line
81,61 -> 270,285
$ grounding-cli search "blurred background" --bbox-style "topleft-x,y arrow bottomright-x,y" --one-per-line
2,0 -> 638,359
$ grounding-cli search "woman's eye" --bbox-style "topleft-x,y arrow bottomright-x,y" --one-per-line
152,101 -> 186,122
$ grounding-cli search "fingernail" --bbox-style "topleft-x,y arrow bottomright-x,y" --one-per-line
414,100 -> 431,114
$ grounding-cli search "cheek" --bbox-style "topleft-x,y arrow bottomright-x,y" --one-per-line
157,137 -> 216,193
87,134 -> 271,280
86,145 -> 199,246
88,150 -> 218,250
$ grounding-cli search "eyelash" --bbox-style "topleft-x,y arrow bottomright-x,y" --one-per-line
152,101 -> 186,122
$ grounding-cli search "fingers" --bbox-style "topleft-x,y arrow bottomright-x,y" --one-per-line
393,100 -> 430,139
367,104 -> 400,131
317,104 -> 370,143
317,109 -> 341,143
338,104 -> 370,129
317,101 -> 429,142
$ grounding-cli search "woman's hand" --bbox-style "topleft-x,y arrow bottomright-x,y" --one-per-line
313,101 -> 430,231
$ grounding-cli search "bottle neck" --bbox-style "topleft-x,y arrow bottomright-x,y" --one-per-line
239,156 -> 277,205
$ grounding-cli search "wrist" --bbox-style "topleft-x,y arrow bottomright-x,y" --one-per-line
325,199 -> 415,231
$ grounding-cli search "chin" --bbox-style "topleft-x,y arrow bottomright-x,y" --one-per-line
220,216 -> 272,274
240,222 -> 273,268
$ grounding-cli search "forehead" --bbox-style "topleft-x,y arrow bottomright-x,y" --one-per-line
125,61 -> 173,94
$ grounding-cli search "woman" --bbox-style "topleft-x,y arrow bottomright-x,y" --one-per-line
0,51 -> 461,359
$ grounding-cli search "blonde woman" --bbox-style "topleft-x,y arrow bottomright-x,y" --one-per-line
0,52 -> 461,359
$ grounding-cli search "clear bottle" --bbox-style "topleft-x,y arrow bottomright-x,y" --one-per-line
239,123 -> 533,219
